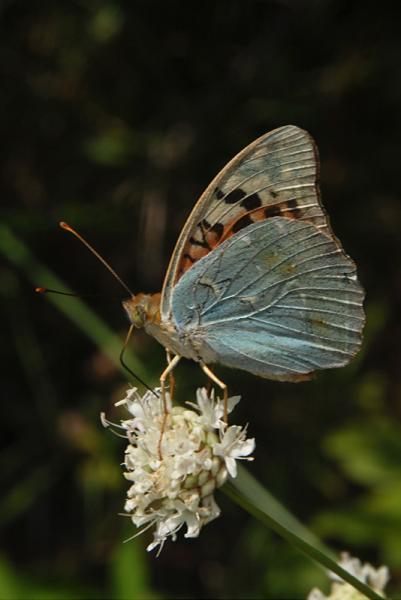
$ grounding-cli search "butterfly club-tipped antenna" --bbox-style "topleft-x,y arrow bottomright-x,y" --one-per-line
35,287 -> 83,297
38,221 -> 158,398
36,222 -> 134,301
35,286 -> 114,301
59,221 -> 134,297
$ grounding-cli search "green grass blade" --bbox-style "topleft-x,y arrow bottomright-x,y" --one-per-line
226,466 -> 385,600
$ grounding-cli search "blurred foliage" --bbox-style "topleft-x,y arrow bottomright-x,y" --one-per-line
1,0 -> 401,598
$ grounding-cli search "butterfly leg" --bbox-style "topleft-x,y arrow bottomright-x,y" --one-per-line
201,363 -> 228,424
158,353 -> 181,458
166,349 -> 176,400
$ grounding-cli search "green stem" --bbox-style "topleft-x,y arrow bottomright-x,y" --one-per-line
225,466 -> 384,600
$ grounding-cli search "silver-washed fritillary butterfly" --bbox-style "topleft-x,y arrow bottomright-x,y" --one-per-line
123,125 -> 365,396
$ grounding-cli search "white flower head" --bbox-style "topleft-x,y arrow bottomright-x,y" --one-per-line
307,552 -> 390,600
105,386 -> 254,552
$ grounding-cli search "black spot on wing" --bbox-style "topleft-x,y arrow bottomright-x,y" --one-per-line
210,222 -> 224,239
270,190 -> 278,198
287,198 -> 299,210
240,192 -> 262,211
201,219 -> 223,240
264,205 -> 282,217
214,187 -> 224,199
264,198 -> 303,219
189,236 -> 211,250
224,188 -> 247,204
232,214 -> 253,233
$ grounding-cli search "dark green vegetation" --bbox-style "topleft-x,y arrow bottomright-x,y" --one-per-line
1,1 -> 401,598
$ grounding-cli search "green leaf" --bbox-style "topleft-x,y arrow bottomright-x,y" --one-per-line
0,557 -> 18,600
324,418 -> 401,485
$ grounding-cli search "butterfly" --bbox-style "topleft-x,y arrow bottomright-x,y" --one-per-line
123,125 -> 365,396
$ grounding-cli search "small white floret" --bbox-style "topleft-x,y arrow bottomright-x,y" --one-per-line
307,551 -> 390,599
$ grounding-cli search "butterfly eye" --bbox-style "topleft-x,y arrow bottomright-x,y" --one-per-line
122,294 -> 156,329
122,298 -> 145,328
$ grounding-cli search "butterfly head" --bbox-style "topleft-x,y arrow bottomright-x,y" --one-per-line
122,293 -> 161,328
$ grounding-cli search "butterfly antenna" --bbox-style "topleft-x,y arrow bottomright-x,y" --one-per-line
120,324 -> 159,398
36,287 -> 80,297
59,221 -> 134,297
35,287 -> 114,299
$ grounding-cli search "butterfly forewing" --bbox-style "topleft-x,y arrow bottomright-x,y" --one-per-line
161,125 -> 332,319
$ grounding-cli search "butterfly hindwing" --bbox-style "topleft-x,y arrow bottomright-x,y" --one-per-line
170,218 -> 364,381
161,125 -> 331,318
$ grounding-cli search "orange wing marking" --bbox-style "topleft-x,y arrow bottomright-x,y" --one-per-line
178,197 -> 307,278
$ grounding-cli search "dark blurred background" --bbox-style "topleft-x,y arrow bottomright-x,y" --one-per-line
1,1 -> 401,598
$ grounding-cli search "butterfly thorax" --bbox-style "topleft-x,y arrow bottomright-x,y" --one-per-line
122,292 -> 209,361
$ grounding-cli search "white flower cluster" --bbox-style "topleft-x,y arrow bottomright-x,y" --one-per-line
106,386 -> 254,552
308,552 -> 390,600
